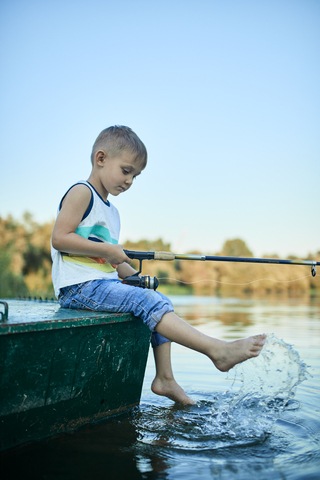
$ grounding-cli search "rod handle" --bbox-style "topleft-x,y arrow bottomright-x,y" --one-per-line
154,251 -> 176,261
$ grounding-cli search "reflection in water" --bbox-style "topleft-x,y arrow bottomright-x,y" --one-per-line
174,297 -> 254,327
1,413 -> 144,480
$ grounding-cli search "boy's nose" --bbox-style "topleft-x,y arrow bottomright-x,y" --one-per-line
125,176 -> 134,185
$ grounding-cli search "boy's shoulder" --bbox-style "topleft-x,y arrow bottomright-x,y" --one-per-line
60,181 -> 91,206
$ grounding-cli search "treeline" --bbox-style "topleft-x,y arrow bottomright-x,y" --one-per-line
0,214 -> 319,299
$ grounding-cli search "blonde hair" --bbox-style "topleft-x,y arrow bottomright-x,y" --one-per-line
91,125 -> 147,168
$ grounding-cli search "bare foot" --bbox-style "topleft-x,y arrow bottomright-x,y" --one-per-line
210,334 -> 267,372
151,376 -> 196,405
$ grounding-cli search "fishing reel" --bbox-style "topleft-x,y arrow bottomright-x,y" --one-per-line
121,250 -> 159,290
122,272 -> 159,290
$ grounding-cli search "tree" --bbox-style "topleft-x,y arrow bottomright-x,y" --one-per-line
221,239 -> 253,257
0,247 -> 29,298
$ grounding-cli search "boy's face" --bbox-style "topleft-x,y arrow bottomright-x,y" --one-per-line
97,150 -> 142,198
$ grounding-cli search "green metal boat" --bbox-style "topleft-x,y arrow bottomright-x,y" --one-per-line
0,299 -> 151,451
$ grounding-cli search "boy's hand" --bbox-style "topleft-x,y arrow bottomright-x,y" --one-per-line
107,244 -> 131,265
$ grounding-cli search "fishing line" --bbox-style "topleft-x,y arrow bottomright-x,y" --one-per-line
157,274 -> 313,286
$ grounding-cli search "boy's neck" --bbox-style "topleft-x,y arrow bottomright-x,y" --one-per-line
87,173 -> 108,202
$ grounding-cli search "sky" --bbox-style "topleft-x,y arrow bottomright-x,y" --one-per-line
0,0 -> 319,259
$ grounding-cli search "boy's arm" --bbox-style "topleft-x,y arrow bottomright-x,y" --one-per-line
51,184 -> 130,265
116,262 -> 140,279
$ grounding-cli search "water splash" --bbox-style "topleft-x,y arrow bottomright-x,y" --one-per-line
135,334 -> 308,451
229,333 -> 308,401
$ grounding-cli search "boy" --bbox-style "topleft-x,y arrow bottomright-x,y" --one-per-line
51,125 -> 266,405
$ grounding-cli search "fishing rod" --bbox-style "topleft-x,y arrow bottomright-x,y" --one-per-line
122,250 -> 319,290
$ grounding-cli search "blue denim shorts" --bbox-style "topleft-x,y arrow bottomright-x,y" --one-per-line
59,279 -> 173,348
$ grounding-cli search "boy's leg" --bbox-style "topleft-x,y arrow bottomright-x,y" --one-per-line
151,341 -> 196,405
154,312 -> 266,373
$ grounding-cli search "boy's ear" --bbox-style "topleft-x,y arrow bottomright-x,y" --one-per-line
95,150 -> 107,166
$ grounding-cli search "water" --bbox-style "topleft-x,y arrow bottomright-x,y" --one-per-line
1,295 -> 320,479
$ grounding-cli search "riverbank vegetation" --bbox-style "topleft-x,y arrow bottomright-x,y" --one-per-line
0,214 -> 319,299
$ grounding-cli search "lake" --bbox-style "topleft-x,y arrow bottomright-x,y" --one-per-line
1,295 -> 320,479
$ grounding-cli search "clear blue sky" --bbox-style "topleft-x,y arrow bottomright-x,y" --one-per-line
1,0 -> 319,258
